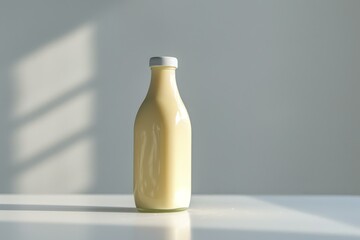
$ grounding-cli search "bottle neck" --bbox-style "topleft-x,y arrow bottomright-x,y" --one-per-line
147,66 -> 180,98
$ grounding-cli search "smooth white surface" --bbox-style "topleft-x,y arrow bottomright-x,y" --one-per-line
0,195 -> 359,239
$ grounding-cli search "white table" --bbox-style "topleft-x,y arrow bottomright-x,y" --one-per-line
0,195 -> 359,239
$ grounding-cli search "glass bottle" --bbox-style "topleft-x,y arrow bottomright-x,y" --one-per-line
134,56 -> 191,212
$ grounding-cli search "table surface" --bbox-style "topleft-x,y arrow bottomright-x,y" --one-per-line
0,195 -> 359,240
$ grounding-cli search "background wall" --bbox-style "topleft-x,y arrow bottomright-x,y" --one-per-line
0,0 -> 359,194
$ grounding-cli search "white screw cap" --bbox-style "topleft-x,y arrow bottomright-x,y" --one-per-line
149,56 -> 178,68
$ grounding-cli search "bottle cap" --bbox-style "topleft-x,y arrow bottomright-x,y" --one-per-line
149,56 -> 178,68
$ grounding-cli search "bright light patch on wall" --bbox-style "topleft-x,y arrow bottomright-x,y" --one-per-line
12,23 -> 95,118
14,137 -> 95,193
11,23 -> 97,193
12,90 -> 95,163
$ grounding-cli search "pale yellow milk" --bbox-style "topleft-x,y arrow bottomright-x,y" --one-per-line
134,64 -> 191,212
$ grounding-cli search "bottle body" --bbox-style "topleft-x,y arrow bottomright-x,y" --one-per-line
134,65 -> 191,212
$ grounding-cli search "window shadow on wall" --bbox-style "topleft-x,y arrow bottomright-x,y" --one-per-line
0,0 -> 132,193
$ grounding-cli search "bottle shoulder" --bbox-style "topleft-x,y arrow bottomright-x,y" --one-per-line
137,96 -> 189,114
135,97 -> 191,127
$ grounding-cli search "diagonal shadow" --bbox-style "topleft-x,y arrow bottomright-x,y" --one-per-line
14,128 -> 94,174
254,196 -> 360,229
11,80 -> 95,129
0,204 -> 137,213
0,0 -> 120,194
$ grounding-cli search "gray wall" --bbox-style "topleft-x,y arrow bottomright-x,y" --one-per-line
1,0 -> 359,194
